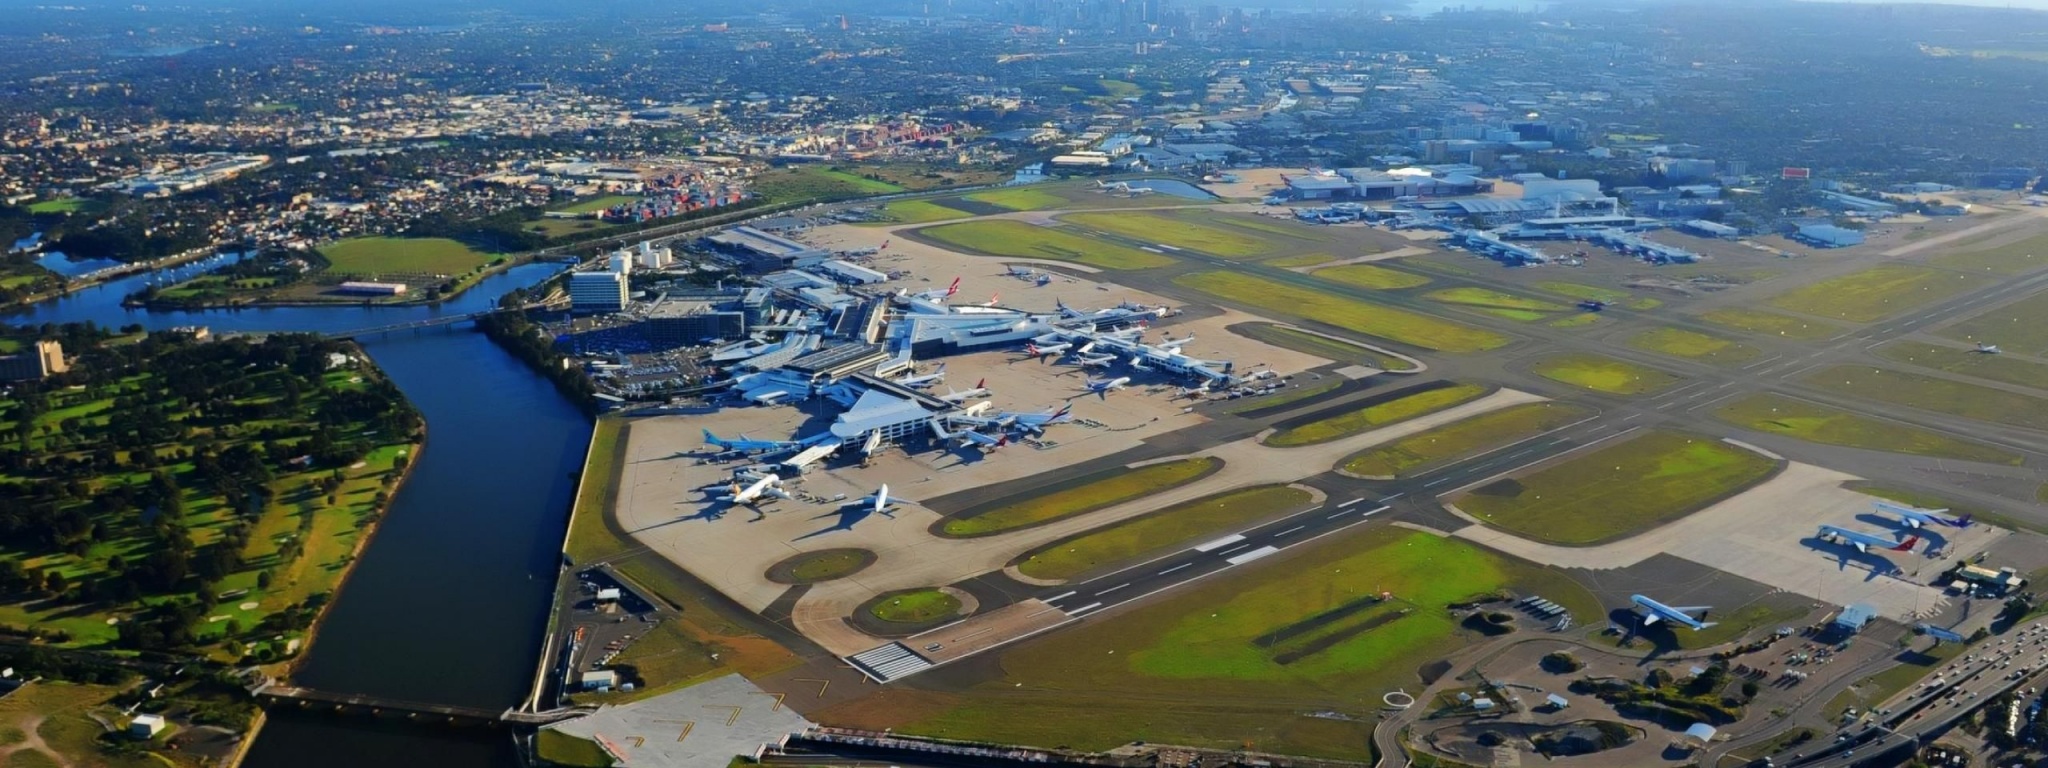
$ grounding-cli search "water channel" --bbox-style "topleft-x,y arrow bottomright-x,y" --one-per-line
6,263 -> 587,767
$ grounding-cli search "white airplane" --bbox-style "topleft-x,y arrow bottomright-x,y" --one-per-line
1975,342 -> 2002,354
860,484 -> 902,518
895,363 -> 947,389
1002,405 -> 1074,434
982,293 -> 1001,307
905,277 -> 961,303
703,429 -> 801,454
1074,354 -> 1118,369
721,475 -> 790,505
1156,334 -> 1195,351
1818,524 -> 1920,554
1875,501 -> 1972,529
1631,594 -> 1716,630
1021,341 -> 1071,359
939,379 -> 991,403
1083,376 -> 1132,396
1006,266 -> 1037,279
956,430 -> 1009,452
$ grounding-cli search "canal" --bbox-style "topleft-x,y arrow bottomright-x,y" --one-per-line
6,264 -> 588,767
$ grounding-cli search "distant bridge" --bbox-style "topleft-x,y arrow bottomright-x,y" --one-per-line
322,296 -> 568,340
253,683 -> 593,727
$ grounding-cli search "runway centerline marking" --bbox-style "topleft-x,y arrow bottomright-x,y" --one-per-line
1194,534 -> 1246,552
1097,583 -> 1130,596
1338,498 -> 1365,508
1274,525 -> 1306,537
1045,591 -> 1076,602
1159,563 -> 1191,575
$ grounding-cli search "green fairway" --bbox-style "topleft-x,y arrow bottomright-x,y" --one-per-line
1064,211 -> 1275,257
1803,365 -> 2048,430
1425,287 -> 1572,321
870,589 -> 963,624
918,220 -> 1175,270
1876,340 -> 2048,391
940,458 -> 1220,537
1342,403 -> 1596,478
1929,233 -> 2048,275
551,194 -> 639,214
1016,486 -> 1312,581
318,236 -> 492,276
1265,383 -> 1488,447
1312,264 -> 1431,290
1175,272 -> 1510,352
1767,264 -> 1985,322
1231,324 -> 1418,371
885,527 -> 1599,760
1628,327 -> 1762,366
1939,290 -> 2048,355
1530,353 -> 1682,395
1715,393 -> 2019,464
880,199 -> 974,224
964,187 -> 1068,211
1456,431 -> 1778,546
1700,308 -> 1842,340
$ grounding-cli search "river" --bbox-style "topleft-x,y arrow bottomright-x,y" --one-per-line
5,263 -> 589,767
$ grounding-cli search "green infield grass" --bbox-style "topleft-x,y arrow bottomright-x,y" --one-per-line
870,589 -> 963,623
918,220 -> 1175,270
1175,272 -> 1510,352
1628,327 -> 1763,366
1877,340 -> 2048,391
880,199 -> 975,224
551,194 -> 639,214
1312,264 -> 1431,290
1456,431 -> 1777,546
1548,313 -> 1604,329
965,187 -> 1068,211
1715,393 -> 2019,464
536,731 -> 613,768
1265,384 -> 1488,447
1530,353 -> 1681,395
768,548 -> 876,584
1425,287 -> 1572,321
1929,233 -> 2048,275
1016,486 -> 1313,581
940,458 -> 1220,537
1231,324 -> 1418,371
1269,253 -> 1337,268
1342,403 -> 1595,478
1766,264 -> 1985,322
873,527 -> 1598,761
318,236 -> 493,276
1699,309 -> 1842,340
1064,211 -> 1275,257
1803,365 -> 2048,430
1534,281 -> 1628,303
1938,291 -> 2048,355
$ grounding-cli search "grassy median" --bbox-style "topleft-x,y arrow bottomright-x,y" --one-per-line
1016,486 -> 1311,581
1531,353 -> 1681,395
1700,308 -> 1841,340
1230,323 -> 1418,371
1175,271 -> 1509,352
1715,393 -> 2020,465
1342,403 -> 1595,478
1313,264 -> 1432,290
1065,211 -> 1276,257
1766,264 -> 1985,323
940,457 -> 1221,537
1265,383 -> 1488,447
1425,287 -> 1572,321
869,589 -> 963,624
918,219 -> 1176,270
1804,365 -> 2048,430
1629,327 -> 1762,366
1456,431 -> 1777,546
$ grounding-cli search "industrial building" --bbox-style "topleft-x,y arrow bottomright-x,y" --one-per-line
707,226 -> 832,272
1794,224 -> 1866,248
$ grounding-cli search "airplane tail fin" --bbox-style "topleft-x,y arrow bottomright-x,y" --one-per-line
1893,535 -> 1920,552
975,378 -> 986,389
703,429 -> 722,444
995,434 -> 1008,448
1954,513 -> 1974,528
945,277 -> 960,296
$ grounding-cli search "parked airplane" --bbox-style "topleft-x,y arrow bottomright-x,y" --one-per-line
1818,524 -> 1920,554
906,277 -> 961,303
1631,594 -> 1716,630
939,379 -> 992,403
720,475 -> 790,505
702,429 -> 801,454
859,484 -> 902,518
1975,342 -> 2002,354
1156,334 -> 1195,351
1074,354 -> 1118,369
1003,405 -> 1074,434
896,363 -> 948,389
1022,341 -> 1071,359
1083,376 -> 1132,396
1006,266 -> 1037,279
1875,501 -> 1972,529
956,430 -> 1009,451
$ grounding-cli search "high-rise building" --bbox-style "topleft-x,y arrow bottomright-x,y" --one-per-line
569,271 -> 628,314
0,339 -> 67,381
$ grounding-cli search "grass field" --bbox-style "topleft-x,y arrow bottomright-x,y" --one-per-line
1547,313 -> 1604,329
1938,290 -> 2048,355
1456,431 -> 1777,546
870,589 -> 962,624
1929,233 -> 2048,275
964,187 -> 1068,211
940,458 -> 1221,537
1221,379 -> 1346,415
1534,282 -> 1627,303
536,730 -> 613,768
1064,211 -> 1276,257
1312,264 -> 1431,290
1175,272 -> 1510,352
1699,309 -> 1842,340
750,166 -> 911,204
318,237 -> 492,276
1628,327 -> 1763,366
1876,340 -> 2048,392
1016,486 -> 1312,581
771,549 -> 874,584
1341,403 -> 1595,479
1715,393 -> 2020,464
1424,287 -> 1572,322
25,197 -> 97,214
1530,353 -> 1681,395
880,199 -> 974,224
848,527 -> 1598,761
0,682 -> 162,768
1230,324 -> 1418,371
551,194 -> 639,214
1766,265 -> 1985,322
1265,384 -> 1488,447
1269,253 -> 1337,268
919,220 -> 1175,270
1805,365 -> 2048,430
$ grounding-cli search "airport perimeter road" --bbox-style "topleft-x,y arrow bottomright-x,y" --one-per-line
1041,498 -> 1394,618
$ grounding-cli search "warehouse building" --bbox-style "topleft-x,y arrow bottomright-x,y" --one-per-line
706,226 -> 831,272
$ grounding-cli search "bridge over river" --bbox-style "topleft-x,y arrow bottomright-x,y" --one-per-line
253,682 -> 593,727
